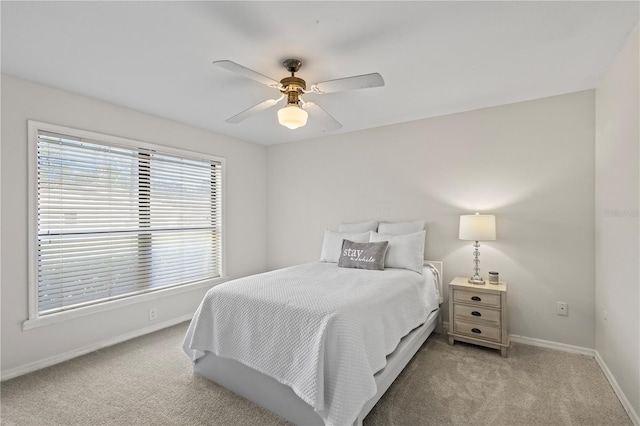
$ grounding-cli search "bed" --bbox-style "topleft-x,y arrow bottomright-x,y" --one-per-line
182,258 -> 443,426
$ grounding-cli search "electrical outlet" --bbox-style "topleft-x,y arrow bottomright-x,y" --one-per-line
556,302 -> 568,316
149,308 -> 157,321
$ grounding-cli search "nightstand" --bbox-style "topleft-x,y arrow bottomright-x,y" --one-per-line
448,277 -> 509,357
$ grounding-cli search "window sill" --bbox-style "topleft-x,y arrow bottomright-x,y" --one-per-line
22,277 -> 228,331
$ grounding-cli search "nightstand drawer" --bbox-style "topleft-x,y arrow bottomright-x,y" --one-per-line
454,304 -> 501,325
453,289 -> 501,308
454,320 -> 501,342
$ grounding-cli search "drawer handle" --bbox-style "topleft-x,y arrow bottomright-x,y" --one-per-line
471,328 -> 482,334
471,311 -> 481,317
471,296 -> 482,301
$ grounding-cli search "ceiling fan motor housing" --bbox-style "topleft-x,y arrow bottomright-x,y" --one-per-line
280,76 -> 306,105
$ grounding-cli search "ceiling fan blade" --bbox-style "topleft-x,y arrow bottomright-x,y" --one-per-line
213,60 -> 280,88
226,98 -> 281,124
302,102 -> 342,130
311,73 -> 384,94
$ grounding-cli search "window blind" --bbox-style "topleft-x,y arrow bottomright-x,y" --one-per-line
36,130 -> 222,315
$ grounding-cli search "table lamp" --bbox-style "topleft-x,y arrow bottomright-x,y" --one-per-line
459,213 -> 496,284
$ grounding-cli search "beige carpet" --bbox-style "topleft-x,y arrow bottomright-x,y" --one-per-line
1,322 -> 631,426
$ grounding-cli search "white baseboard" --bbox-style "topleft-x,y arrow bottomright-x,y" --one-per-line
595,351 -> 640,426
509,334 -> 595,357
443,322 -> 594,356
4,318 -> 637,426
443,323 -> 635,425
1,313 -> 193,381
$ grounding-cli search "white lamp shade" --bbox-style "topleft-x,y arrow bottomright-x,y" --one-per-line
459,214 -> 496,241
277,105 -> 308,129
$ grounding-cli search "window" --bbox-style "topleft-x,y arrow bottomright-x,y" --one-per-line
27,121 -> 224,325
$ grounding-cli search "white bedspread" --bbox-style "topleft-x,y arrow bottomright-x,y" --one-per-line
182,262 -> 439,426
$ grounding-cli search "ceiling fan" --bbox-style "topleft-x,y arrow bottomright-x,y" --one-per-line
213,59 -> 385,130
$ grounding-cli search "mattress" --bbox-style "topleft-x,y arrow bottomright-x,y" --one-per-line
183,262 -> 439,426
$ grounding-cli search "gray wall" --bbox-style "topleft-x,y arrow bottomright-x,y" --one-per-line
268,91 -> 596,348
595,25 -> 639,419
0,75 -> 268,375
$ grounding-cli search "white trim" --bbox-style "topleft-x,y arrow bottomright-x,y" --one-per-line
509,334 -> 595,357
219,158 -> 227,279
595,351 -> 640,426
506,337 -> 637,424
23,278 -> 225,330
28,120 -> 39,321
444,322 -> 595,357
445,329 -> 635,424
3,314 -> 194,381
28,120 -> 226,164
26,120 -> 227,324
4,322 -> 635,426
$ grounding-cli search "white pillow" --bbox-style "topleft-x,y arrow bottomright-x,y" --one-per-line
338,220 -> 378,233
369,230 -> 426,273
377,220 -> 425,235
320,230 -> 370,263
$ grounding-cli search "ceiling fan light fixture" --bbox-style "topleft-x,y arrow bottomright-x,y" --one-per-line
277,104 -> 308,129
215,58 -> 383,130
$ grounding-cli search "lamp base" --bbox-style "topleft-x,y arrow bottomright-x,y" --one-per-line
468,276 -> 486,285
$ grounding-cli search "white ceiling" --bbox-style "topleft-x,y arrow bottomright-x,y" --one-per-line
2,1 -> 638,145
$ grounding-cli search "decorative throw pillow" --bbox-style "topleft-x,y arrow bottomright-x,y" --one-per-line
338,240 -> 389,271
369,230 -> 426,273
377,220 -> 425,235
320,230 -> 370,263
338,220 -> 379,233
